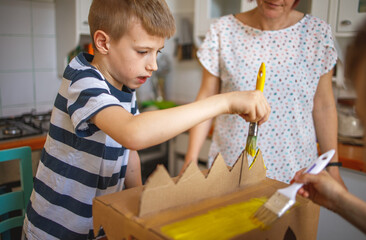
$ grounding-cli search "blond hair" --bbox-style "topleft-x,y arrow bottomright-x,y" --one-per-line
88,0 -> 176,47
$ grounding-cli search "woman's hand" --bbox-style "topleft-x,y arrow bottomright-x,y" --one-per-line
292,169 -> 347,211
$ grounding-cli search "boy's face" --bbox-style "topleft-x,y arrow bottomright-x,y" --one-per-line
106,21 -> 165,90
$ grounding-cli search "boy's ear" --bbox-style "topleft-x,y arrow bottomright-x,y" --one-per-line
93,30 -> 111,54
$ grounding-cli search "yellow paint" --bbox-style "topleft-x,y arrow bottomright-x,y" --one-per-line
248,149 -> 267,170
161,197 -> 268,240
256,62 -> 266,92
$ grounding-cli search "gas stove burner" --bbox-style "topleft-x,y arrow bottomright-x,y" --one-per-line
3,126 -> 22,136
0,110 -> 51,141
34,115 -> 47,121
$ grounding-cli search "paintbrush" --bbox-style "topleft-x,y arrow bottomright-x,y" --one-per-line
251,149 -> 335,228
245,62 -> 266,157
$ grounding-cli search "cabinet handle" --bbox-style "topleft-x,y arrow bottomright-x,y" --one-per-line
83,21 -> 88,25
340,20 -> 352,26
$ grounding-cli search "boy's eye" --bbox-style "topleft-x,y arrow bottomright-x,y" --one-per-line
137,50 -> 162,55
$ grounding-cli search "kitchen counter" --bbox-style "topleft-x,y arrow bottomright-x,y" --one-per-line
0,134 -> 47,151
338,142 -> 365,173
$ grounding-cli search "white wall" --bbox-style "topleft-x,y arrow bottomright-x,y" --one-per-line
0,0 -> 60,116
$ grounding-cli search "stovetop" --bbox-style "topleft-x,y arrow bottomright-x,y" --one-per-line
0,111 -> 51,141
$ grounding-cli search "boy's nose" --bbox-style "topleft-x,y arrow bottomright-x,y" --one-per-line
147,59 -> 158,72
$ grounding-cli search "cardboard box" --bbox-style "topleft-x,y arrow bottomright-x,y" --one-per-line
93,150 -> 320,240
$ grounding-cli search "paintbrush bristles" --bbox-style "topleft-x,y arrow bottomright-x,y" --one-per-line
251,191 -> 295,228
251,205 -> 278,229
245,136 -> 257,157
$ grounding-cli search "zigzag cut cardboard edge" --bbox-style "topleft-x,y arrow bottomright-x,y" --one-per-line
139,149 -> 267,216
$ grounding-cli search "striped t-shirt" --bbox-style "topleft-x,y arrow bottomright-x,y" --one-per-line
23,53 -> 139,239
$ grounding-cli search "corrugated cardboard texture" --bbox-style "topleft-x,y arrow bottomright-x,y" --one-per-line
93,179 -> 319,240
139,150 -> 266,216
93,150 -> 319,239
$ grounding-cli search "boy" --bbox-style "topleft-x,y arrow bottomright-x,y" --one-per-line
23,0 -> 270,239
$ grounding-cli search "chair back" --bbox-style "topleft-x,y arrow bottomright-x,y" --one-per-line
0,146 -> 33,238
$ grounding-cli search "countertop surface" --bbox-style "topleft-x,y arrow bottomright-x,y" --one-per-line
0,134 -> 47,151
338,142 -> 365,173
0,134 -> 364,173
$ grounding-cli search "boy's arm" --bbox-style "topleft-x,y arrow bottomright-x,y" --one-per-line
124,150 -> 142,189
91,90 -> 270,151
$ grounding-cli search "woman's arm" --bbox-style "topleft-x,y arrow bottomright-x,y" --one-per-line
124,150 -> 142,189
336,190 -> 366,234
294,170 -> 366,234
180,68 -> 221,174
313,69 -> 346,187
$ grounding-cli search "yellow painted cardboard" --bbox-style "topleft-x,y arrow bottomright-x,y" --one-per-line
93,150 -> 319,239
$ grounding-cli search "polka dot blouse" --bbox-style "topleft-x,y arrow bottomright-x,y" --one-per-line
197,14 -> 337,183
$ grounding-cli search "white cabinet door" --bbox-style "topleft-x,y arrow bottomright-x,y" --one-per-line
194,0 -> 244,36
77,0 -> 92,34
194,0 -> 250,47
56,0 -> 93,76
337,0 -> 366,33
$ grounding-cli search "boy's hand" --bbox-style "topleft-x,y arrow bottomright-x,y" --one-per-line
292,169 -> 347,211
226,90 -> 270,124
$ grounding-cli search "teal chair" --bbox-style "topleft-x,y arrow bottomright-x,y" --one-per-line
0,146 -> 33,240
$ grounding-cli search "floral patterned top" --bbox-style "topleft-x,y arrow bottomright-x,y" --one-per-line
197,14 -> 337,183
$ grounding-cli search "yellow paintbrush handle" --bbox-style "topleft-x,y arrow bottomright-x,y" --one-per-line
256,62 -> 266,92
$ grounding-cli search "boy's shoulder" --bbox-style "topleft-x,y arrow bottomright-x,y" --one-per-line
64,53 -> 104,83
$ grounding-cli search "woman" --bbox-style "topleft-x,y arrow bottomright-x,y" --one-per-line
293,18 -> 366,233
181,0 -> 345,185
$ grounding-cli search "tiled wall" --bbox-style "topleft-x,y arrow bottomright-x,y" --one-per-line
0,0 -> 60,117
0,0 -> 202,118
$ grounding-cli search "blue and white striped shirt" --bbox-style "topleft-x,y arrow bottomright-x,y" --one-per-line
24,53 -> 139,239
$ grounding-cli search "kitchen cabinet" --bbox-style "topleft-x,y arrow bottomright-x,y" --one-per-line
193,0 -> 255,47
168,132 -> 211,176
55,0 -> 92,76
312,0 -> 364,97
332,0 -> 366,36
311,0 -> 366,37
